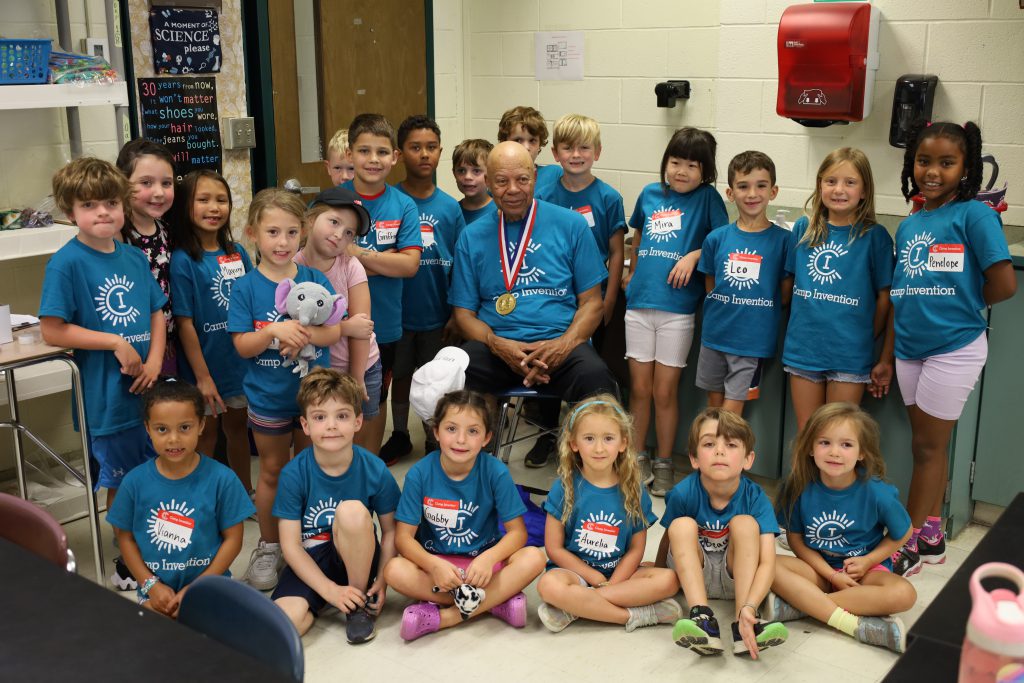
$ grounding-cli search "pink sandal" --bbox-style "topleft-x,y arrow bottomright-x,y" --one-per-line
401,602 -> 441,641
490,592 -> 527,628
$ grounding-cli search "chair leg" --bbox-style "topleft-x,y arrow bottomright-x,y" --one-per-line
503,398 -> 526,464
494,398 -> 512,462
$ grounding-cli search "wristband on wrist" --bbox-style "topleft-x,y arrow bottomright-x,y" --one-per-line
740,602 -> 759,618
140,576 -> 159,596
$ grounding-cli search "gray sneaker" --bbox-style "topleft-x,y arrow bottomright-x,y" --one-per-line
650,459 -> 674,497
761,591 -> 805,622
637,453 -> 655,486
625,598 -> 683,632
855,615 -> 906,653
242,540 -> 284,591
346,608 -> 377,644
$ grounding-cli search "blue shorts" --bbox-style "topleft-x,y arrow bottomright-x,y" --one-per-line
271,538 -> 381,614
90,423 -> 157,490
785,366 -> 871,385
361,359 -> 383,419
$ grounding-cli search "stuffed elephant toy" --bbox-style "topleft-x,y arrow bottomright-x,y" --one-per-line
274,279 -> 346,376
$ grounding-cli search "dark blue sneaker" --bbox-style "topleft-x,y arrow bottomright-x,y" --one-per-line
672,612 -> 723,655
731,620 -> 788,655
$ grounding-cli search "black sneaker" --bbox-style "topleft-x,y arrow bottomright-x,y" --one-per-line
346,608 -> 377,644
918,533 -> 946,565
891,544 -> 922,577
111,556 -> 137,591
378,431 -> 412,466
524,434 -> 556,469
730,619 -> 788,655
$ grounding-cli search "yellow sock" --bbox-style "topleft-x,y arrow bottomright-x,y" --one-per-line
827,607 -> 858,636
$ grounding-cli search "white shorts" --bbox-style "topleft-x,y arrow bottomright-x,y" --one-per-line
624,309 -> 695,368
896,332 -> 988,421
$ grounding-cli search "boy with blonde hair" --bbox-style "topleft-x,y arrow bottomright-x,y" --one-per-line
497,105 -> 561,189
325,128 -> 356,187
537,114 -> 626,353
451,138 -> 497,226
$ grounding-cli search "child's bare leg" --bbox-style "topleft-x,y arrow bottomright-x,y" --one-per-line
725,514 -> 759,620
537,568 -> 629,625
790,375 -> 826,432
831,572 -> 917,617
251,431 -> 292,542
825,380 -> 865,406
223,406 -> 253,492
721,398 -> 745,415
652,362 -> 682,460
333,500 -> 375,593
629,359 -> 654,452
595,567 -> 680,607
356,411 -> 385,456
275,596 -> 315,635
436,546 -> 545,629
668,518 -> 708,608
382,556 -> 455,605
197,412 -> 221,461
905,405 -> 956,528
707,391 -> 724,408
771,555 -> 839,623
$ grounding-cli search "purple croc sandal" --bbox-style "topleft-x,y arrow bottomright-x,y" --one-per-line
401,602 -> 441,642
490,592 -> 528,628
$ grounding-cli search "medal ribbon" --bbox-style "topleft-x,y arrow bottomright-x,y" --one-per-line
498,200 -> 537,292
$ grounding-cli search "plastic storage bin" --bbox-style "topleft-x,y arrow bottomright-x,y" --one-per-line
0,39 -> 52,85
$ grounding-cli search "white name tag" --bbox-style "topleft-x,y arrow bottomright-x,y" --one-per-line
153,509 -> 195,551
217,253 -> 244,279
726,252 -> 762,281
576,205 -> 595,228
423,497 -> 459,528
254,320 -> 279,350
578,520 -> 620,554
927,244 -> 965,272
420,225 -> 435,249
650,209 -> 681,235
375,219 -> 399,245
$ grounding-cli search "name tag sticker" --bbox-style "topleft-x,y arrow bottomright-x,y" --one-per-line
927,244 -> 965,272
375,219 -> 400,245
423,497 -> 459,528
578,520 -> 620,554
650,209 -> 682,235
576,205 -> 595,228
727,252 -> 762,280
420,225 -> 435,249
153,509 -> 195,550
217,253 -> 245,279
254,319 -> 279,349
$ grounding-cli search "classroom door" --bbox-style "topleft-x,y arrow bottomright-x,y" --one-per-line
266,0 -> 429,194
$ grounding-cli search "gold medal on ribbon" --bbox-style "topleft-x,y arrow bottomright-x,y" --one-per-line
496,292 -> 516,315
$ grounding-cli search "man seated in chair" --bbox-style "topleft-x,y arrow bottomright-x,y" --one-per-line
449,141 -> 618,468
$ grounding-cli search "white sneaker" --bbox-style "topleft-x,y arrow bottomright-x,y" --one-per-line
243,540 -> 284,591
650,459 -> 674,497
637,454 -> 655,486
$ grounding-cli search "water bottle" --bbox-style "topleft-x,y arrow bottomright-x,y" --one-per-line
959,563 -> 1024,682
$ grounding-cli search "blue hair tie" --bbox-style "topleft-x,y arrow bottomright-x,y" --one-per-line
567,400 -> 626,430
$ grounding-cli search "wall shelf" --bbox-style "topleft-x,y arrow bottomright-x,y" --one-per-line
0,224 -> 77,261
0,81 -> 128,111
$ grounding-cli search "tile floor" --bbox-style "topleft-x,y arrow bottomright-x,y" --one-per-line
62,418 -> 985,683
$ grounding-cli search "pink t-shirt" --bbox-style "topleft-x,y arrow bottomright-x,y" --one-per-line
294,251 -> 381,371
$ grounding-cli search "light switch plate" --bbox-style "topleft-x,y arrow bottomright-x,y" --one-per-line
223,117 -> 256,150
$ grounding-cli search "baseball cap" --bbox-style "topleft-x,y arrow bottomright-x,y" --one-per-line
311,186 -> 371,236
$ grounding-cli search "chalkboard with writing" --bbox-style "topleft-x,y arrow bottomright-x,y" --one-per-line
138,76 -> 222,179
150,7 -> 221,74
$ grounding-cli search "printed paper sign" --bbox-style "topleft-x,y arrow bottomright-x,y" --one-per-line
375,219 -> 400,245
927,244 -> 965,272
534,31 -> 584,81
423,497 -> 459,528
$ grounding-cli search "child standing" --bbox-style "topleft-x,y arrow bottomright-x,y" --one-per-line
497,105 -> 562,189
108,379 -> 254,617
384,390 -> 546,640
536,395 -> 682,633
272,369 -> 400,644
170,170 -> 254,493
769,403 -> 916,653
381,115 -> 468,463
341,113 -> 422,458
40,157 -> 166,589
657,408 -> 787,658
537,114 -> 626,354
623,128 -> 728,496
228,188 -> 342,591
696,151 -> 793,415
451,138 -> 497,226
324,128 -> 356,187
116,139 -> 177,375
294,187 -> 381,449
887,121 -> 1015,576
784,148 -> 895,431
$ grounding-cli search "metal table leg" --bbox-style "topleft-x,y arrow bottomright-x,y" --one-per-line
3,367 -> 28,500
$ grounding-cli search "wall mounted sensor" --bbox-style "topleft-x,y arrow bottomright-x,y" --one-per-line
655,80 -> 691,108
889,74 -> 938,148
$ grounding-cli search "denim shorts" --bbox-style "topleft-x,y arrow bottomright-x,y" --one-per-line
785,366 -> 871,385
361,359 -> 383,419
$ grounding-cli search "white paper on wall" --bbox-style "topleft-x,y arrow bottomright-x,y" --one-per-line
534,31 -> 584,81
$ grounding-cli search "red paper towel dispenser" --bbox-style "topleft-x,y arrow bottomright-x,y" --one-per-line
777,2 -> 880,127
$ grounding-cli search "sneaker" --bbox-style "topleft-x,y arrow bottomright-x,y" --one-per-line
776,529 -> 791,552
242,540 -> 284,591
672,613 -> 724,655
110,556 -> 137,591
524,434 -> 556,469
625,598 -> 683,632
855,615 -> 906,653
401,602 -> 441,641
637,453 -> 654,486
918,533 -> 947,565
761,591 -> 805,623
345,608 -> 376,644
731,620 -> 789,655
538,602 -> 578,633
490,592 -> 528,628
379,431 -> 412,466
650,459 -> 674,497
891,544 -> 922,577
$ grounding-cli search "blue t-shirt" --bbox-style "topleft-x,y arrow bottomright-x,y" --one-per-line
107,457 -> 254,593
697,222 -> 793,357
226,265 -> 334,419
342,181 -> 423,344
784,217 -> 895,375
779,476 -> 911,571
461,200 -> 498,227
170,244 -> 254,398
395,185 -> 467,331
661,473 -> 779,553
395,450 -> 526,556
273,445 -> 401,547
891,200 -> 1010,359
536,176 -> 626,265
627,182 -> 729,314
535,163 -> 563,191
39,238 -> 167,436
450,199 -> 607,342
544,473 -> 657,578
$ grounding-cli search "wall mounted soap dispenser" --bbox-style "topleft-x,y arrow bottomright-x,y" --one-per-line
889,74 -> 938,148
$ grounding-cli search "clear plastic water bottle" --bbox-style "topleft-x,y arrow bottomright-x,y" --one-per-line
959,563 -> 1024,682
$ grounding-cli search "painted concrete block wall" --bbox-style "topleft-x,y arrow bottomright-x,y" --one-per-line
433,0 -> 465,197
452,0 -> 1024,228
